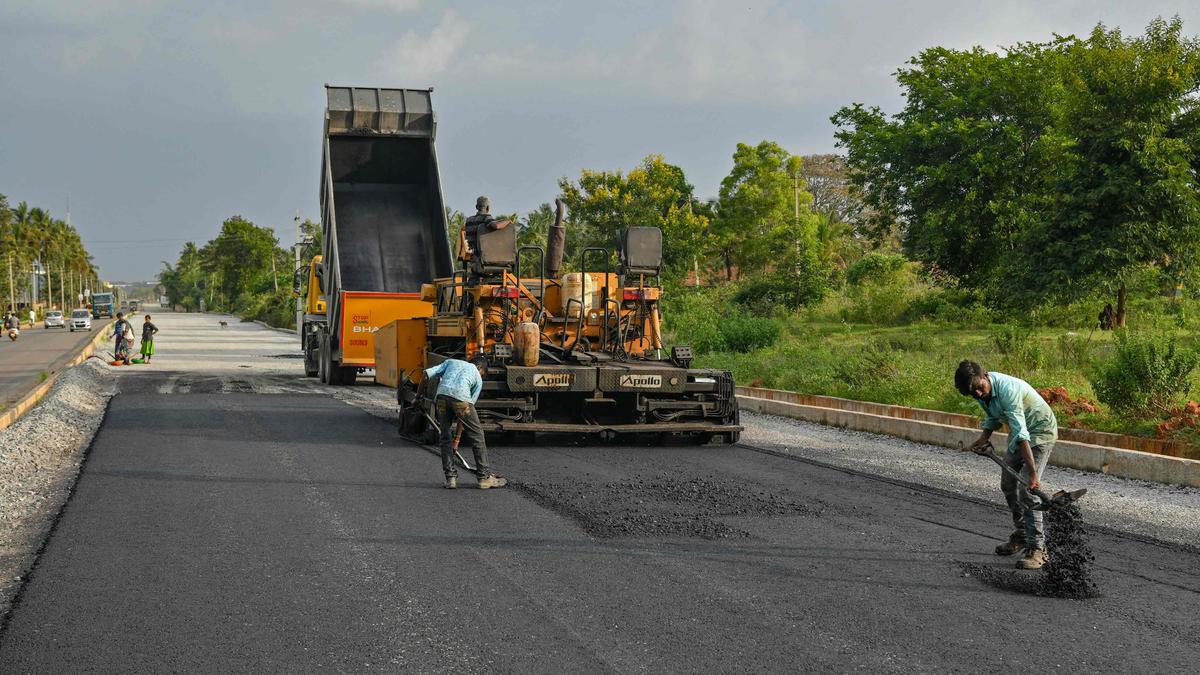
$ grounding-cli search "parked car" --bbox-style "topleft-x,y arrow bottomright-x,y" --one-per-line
69,309 -> 92,332
43,310 -> 65,329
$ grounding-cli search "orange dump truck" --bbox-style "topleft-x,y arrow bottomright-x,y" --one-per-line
307,85 -> 453,385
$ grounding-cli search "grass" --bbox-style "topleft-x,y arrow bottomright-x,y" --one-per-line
674,291 -> 1200,445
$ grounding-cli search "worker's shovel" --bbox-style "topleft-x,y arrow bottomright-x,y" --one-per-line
974,442 -> 1087,511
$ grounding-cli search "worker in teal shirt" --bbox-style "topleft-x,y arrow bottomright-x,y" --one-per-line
423,356 -> 507,490
956,360 -> 1058,570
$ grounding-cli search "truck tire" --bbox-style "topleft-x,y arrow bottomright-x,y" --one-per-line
303,332 -> 319,378
318,334 -> 329,384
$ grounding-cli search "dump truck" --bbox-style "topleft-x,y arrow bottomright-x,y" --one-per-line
91,291 -> 117,319
389,203 -> 742,444
309,85 -> 454,385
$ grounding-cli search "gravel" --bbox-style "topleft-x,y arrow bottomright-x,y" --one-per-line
514,473 -> 819,539
0,358 -> 116,619
742,410 -> 1200,547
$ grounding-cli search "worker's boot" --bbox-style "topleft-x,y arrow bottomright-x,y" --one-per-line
1016,548 -> 1048,570
994,531 -> 1025,556
477,474 -> 508,489
444,476 -> 457,490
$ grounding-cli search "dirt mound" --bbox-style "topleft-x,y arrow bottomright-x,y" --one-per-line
1037,386 -> 1098,417
1156,400 -> 1200,437
959,502 -> 1098,599
514,474 -> 818,539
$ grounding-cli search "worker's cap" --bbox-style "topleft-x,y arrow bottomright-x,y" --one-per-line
475,195 -> 490,210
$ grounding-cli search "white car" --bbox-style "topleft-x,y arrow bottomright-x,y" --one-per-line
69,309 -> 92,332
43,310 -> 65,329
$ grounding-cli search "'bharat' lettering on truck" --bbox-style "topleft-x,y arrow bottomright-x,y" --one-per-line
534,373 -> 574,388
619,374 -> 662,388
351,325 -> 380,333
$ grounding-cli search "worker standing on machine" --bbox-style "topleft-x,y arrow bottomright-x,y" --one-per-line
424,355 -> 507,490
955,360 -> 1058,570
462,196 -> 512,286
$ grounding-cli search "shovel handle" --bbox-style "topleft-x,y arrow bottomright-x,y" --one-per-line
977,442 -> 1054,507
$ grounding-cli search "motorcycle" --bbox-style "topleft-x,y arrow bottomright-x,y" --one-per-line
7,327 -> 19,341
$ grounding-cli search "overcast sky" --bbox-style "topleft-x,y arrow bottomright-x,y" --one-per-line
1,1 -> 1195,280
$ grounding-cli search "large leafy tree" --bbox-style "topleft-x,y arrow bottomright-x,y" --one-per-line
712,141 -> 823,285
832,41 -> 1064,289
558,154 -> 709,279
201,216 -> 280,306
1011,18 -> 1200,325
834,18 -> 1200,323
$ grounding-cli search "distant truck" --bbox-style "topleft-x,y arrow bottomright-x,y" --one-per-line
92,292 -> 117,318
304,86 -> 453,385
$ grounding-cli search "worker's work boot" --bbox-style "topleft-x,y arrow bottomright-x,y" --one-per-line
444,476 -> 457,490
994,531 -> 1025,556
1016,548 -> 1048,570
477,474 -> 508,489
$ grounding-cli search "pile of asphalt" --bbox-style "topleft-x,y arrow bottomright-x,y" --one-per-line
514,473 -> 817,539
960,503 -> 1098,599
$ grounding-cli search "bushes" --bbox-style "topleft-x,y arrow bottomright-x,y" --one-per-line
718,314 -> 781,353
846,252 -> 907,286
1089,331 -> 1200,418
733,273 -> 825,313
989,325 -> 1046,373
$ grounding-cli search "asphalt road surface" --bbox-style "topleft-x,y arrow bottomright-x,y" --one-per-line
1,314 -> 1197,672
0,318 -> 110,406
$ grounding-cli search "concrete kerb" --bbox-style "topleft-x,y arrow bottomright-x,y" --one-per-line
252,319 -> 299,337
0,326 -> 112,431
737,395 -> 1200,489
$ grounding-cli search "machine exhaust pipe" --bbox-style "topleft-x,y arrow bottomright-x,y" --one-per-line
546,198 -> 566,279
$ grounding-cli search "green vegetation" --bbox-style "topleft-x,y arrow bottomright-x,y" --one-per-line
159,216 -> 320,328
0,194 -> 99,312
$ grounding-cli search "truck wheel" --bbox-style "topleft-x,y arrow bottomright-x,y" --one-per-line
318,335 -> 329,384
303,338 -> 319,378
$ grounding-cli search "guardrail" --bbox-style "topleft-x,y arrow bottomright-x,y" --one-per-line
737,386 -> 1200,489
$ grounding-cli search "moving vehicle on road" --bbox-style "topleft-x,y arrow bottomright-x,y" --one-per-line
69,309 -> 92,332
92,292 -> 117,318
305,86 -> 453,385
43,310 -> 65,329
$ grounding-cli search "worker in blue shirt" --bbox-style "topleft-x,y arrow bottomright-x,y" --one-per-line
956,360 -> 1058,570
423,356 -> 507,490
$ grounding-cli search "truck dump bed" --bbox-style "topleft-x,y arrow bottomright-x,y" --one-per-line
319,86 -> 454,371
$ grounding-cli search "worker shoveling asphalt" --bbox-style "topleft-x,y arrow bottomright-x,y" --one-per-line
959,445 -> 1099,598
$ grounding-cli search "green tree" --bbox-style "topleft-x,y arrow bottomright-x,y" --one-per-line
1010,18 -> 1200,325
558,154 -> 709,279
832,40 -> 1064,289
712,142 -> 824,291
202,216 -> 280,307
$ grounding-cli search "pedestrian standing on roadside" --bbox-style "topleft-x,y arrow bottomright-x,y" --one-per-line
955,360 -> 1058,570
423,356 -> 507,490
112,312 -> 134,364
140,314 -> 158,363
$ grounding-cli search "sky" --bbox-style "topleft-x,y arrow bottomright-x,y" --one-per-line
1,0 -> 1195,280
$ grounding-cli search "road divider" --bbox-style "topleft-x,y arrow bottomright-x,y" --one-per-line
737,386 -> 1200,489
0,325 -> 111,431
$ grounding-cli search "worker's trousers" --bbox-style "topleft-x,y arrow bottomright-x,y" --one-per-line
1001,443 -> 1053,550
435,396 -> 491,479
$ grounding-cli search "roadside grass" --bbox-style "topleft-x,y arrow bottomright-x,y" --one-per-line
680,297 -> 1200,443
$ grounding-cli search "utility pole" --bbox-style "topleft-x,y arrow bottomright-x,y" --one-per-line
271,251 -> 278,293
6,255 -> 13,313
294,210 -> 303,335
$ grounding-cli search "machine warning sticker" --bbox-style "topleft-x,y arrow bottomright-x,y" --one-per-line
533,373 -> 574,388
619,374 -> 662,388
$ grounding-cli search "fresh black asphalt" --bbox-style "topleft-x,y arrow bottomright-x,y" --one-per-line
1,382 -> 1198,672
